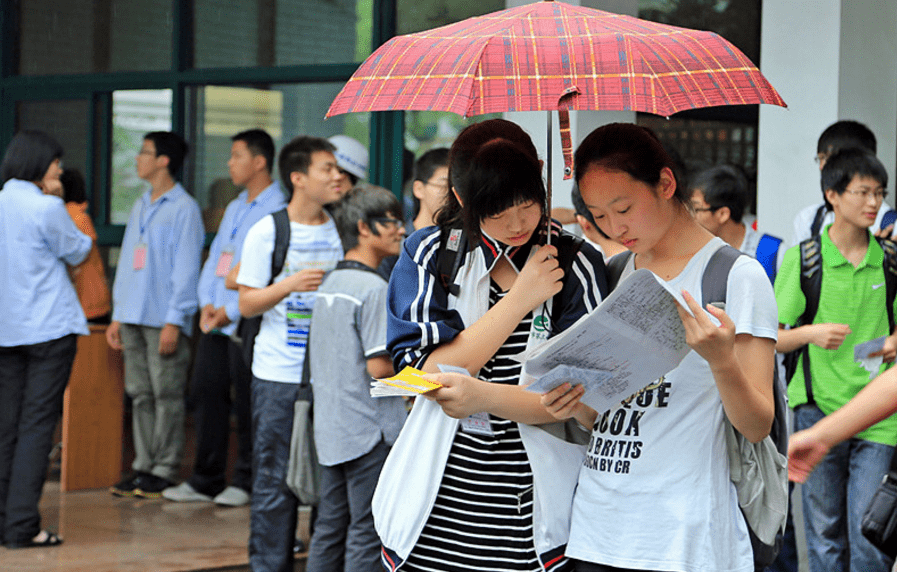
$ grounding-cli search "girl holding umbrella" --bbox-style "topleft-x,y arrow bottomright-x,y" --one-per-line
378,119 -> 607,572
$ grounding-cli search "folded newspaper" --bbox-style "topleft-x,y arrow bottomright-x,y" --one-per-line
523,268 -> 697,413
370,366 -> 442,397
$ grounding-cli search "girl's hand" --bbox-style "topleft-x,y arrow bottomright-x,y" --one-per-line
677,290 -> 736,366
540,382 -> 597,429
787,428 -> 832,483
509,244 -> 564,311
540,382 -> 584,420
422,372 -> 487,419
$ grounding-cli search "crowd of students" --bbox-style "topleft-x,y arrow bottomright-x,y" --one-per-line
1,116 -> 896,572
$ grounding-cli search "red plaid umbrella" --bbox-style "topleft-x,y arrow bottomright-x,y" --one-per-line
328,0 -> 785,180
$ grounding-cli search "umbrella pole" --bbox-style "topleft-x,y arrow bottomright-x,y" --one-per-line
545,110 -> 552,247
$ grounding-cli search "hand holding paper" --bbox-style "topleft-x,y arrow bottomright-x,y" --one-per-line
370,366 -> 442,397
523,269 -> 693,413
854,336 -> 886,380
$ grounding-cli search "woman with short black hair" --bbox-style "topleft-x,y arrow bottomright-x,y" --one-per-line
0,130 -> 92,549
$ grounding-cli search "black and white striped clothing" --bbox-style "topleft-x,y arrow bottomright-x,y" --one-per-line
402,282 -> 573,572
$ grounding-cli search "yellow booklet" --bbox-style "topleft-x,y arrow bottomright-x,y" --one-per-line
370,366 -> 442,397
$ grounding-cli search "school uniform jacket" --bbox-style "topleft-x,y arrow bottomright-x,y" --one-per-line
378,222 -> 607,571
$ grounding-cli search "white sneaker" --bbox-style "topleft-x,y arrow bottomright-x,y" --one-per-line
162,482 -> 213,503
213,486 -> 250,507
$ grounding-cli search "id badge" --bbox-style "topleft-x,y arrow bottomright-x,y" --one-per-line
460,411 -> 493,436
133,243 -> 147,271
285,297 -> 312,348
215,247 -> 235,277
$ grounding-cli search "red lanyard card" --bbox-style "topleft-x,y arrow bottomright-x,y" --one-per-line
133,243 -> 147,271
215,248 -> 235,277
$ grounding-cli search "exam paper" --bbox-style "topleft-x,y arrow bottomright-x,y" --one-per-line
854,335 -> 886,380
370,366 -> 442,397
524,268 -> 693,413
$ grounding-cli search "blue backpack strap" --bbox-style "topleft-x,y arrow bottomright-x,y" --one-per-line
881,209 -> 897,234
755,233 -> 783,284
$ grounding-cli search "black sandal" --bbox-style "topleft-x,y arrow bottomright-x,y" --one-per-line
5,530 -> 63,549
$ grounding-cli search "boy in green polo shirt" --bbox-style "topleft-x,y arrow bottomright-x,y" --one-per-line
775,147 -> 897,572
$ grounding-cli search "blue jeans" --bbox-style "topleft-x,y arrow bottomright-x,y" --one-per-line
249,377 -> 307,572
795,404 -> 895,572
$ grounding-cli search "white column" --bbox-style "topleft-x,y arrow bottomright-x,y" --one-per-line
504,0 -> 637,210
757,0 -> 897,242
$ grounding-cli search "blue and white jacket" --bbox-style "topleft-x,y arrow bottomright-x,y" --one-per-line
377,222 -> 607,571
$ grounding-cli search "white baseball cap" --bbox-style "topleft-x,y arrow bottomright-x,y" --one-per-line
328,135 -> 369,180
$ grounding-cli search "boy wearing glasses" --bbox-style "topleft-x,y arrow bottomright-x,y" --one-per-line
689,164 -> 784,281
775,148 -> 897,572
790,120 -> 895,246
305,186 -> 407,572
107,131 -> 204,498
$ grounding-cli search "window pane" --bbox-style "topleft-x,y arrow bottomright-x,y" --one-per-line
396,0 -> 504,35
111,90 -> 173,225
18,0 -> 173,75
188,84 -> 370,233
16,100 -> 90,186
194,0 -> 373,68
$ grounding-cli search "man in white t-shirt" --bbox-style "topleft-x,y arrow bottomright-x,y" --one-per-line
236,136 -> 344,572
790,120 -> 895,247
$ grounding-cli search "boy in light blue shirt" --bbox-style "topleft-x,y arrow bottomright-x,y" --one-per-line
106,131 -> 204,499
162,129 -> 286,507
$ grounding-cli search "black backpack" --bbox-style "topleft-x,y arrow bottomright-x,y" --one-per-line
782,235 -> 897,406
606,245 -> 789,569
237,208 -> 291,367
435,225 -> 584,334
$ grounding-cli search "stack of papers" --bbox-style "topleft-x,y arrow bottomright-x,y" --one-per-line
370,366 -> 442,397
523,268 -> 694,413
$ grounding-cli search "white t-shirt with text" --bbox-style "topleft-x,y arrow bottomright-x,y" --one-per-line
236,214 -> 343,383
566,237 -> 779,572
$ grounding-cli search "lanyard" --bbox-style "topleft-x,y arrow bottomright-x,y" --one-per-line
139,195 -> 168,238
229,198 -> 258,243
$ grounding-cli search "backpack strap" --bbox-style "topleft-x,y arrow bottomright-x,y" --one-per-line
881,209 -> 897,234
796,235 -> 823,405
270,208 -> 291,283
605,251 -> 634,292
876,236 -> 897,334
810,204 -> 828,237
238,208 -> 292,369
437,225 -> 466,297
755,234 -> 783,284
701,244 -> 742,306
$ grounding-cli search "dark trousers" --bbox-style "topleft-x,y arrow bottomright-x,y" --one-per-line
306,440 -> 389,572
187,333 -> 252,496
0,335 -> 76,544
249,377 -> 308,572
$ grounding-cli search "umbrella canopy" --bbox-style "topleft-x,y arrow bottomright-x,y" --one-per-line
327,0 -> 785,119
